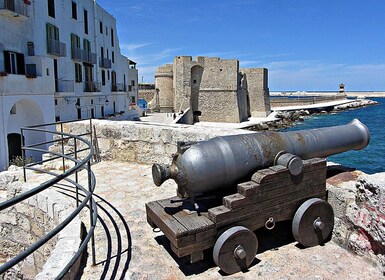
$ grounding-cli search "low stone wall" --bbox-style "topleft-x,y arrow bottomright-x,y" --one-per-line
62,119 -> 254,165
327,171 -> 385,274
0,168 -> 82,280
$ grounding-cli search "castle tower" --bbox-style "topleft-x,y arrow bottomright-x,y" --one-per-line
155,64 -> 174,112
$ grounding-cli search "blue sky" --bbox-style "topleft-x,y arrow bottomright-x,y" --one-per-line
97,0 -> 385,91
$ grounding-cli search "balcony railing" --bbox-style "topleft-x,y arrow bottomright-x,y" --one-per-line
2,0 -> 28,17
71,47 -> 97,64
99,57 -> 111,69
84,81 -> 101,92
111,83 -> 126,92
47,39 -> 66,57
56,79 -> 74,92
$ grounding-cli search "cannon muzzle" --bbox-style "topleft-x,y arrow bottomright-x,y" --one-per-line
152,119 -> 370,197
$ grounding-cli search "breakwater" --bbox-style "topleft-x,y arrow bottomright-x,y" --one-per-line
282,98 -> 384,174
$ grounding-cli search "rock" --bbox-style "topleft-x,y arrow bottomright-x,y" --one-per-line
0,171 -> 18,190
327,171 -> 385,274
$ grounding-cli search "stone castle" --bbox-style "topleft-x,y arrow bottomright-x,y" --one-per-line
153,56 -> 271,123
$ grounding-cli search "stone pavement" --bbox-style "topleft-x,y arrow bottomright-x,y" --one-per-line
74,161 -> 383,280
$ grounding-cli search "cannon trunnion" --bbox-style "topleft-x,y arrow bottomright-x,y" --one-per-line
146,158 -> 333,274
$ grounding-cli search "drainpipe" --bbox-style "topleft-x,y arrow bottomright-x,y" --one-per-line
92,0 -> 99,86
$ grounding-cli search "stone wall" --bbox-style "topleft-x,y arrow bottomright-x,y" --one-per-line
327,171 -> 385,274
156,56 -> 271,124
241,68 -> 271,117
63,119 -> 254,165
138,90 -> 156,103
0,168 -> 82,280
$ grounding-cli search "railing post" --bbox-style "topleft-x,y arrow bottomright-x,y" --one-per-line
60,123 -> 66,173
74,137 -> 79,207
89,119 -> 93,162
21,128 -> 26,182
87,160 -> 96,265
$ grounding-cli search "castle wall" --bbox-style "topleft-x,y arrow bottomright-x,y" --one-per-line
241,68 -> 271,117
161,56 -> 270,123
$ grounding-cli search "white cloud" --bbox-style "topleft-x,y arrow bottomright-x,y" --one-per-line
120,43 -> 153,52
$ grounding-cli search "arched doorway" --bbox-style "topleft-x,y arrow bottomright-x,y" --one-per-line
191,65 -> 203,119
6,98 -> 46,166
7,133 -> 24,163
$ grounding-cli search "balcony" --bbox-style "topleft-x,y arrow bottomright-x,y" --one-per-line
56,79 -> 74,92
111,83 -> 126,92
1,0 -> 28,17
84,81 -> 101,92
99,57 -> 111,69
47,39 -> 66,57
71,47 -> 97,64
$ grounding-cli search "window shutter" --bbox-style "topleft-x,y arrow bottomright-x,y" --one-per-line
17,53 -> 25,74
3,51 -> 10,73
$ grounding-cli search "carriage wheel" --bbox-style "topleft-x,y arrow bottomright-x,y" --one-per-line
292,198 -> 334,247
213,226 -> 258,274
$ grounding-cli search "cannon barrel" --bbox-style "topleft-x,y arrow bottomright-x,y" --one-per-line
152,119 -> 370,197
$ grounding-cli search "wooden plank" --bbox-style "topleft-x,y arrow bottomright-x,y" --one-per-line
171,236 -> 217,258
237,181 -> 259,197
252,159 -> 326,185
251,168 -> 326,193
145,201 -> 188,240
209,185 -> 326,227
157,197 -> 215,236
224,173 -> 326,210
190,251 -> 204,263
235,194 -> 326,232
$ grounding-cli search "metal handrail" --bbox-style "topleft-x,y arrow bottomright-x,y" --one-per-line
0,119 -> 97,279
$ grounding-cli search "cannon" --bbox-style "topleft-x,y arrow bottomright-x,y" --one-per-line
146,119 -> 370,274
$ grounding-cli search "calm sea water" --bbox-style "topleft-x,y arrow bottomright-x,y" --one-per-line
282,98 -> 385,174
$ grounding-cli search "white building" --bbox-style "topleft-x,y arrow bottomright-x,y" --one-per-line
0,0 -> 139,170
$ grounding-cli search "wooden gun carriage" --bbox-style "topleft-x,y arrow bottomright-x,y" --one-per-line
146,120 -> 369,274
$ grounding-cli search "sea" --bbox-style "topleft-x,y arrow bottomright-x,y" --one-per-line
281,97 -> 384,174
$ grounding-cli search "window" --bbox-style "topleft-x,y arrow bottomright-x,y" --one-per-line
100,46 -> 104,58
105,26 -> 108,35
48,0 -> 55,18
107,70 -> 110,80
71,34 -> 80,48
83,39 -> 91,52
106,49 -> 109,59
75,63 -> 82,82
112,51 -> 115,63
4,51 -> 25,75
71,1 -> 77,19
84,9 -> 88,34
131,80 -> 135,86
101,70 -> 105,85
111,29 -> 114,46
46,23 -> 59,41
99,21 -> 103,33
55,99 -> 58,105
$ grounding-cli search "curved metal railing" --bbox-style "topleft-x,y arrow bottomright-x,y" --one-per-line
0,119 -> 98,279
